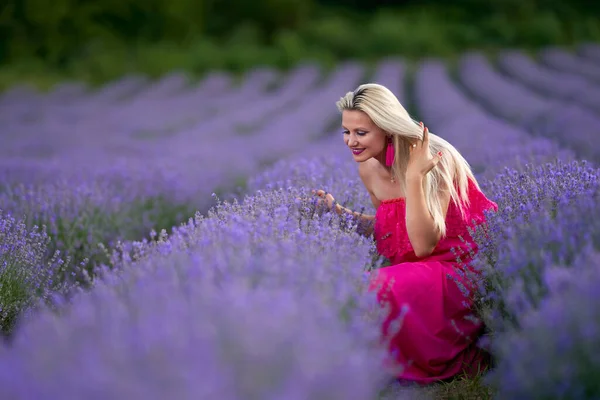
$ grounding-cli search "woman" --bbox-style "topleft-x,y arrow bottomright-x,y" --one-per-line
314,83 -> 498,384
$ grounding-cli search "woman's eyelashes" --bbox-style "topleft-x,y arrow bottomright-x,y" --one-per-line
342,129 -> 368,136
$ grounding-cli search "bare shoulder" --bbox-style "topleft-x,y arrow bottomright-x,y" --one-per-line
357,159 -> 379,186
358,160 -> 381,210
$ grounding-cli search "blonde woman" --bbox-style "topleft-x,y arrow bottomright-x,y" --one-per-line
315,83 -> 498,384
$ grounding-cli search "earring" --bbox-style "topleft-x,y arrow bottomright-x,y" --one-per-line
385,136 -> 395,167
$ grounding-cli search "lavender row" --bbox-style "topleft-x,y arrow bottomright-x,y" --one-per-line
4,159 -> 599,397
456,52 -> 600,163
0,63 -> 330,189
577,42 -> 600,64
1,68 -> 277,177
3,65 -> 296,144
237,62 -> 364,159
0,62 -> 368,276
99,68 -> 280,140
0,170 -> 198,279
0,61 -> 388,190
1,58 -> 396,205
496,50 -> 600,114
143,61 -> 366,196
538,46 -> 600,83
48,65 -> 317,174
3,161 -> 598,397
6,143 -> 599,398
128,61 -> 365,197
0,61 -> 406,399
469,160 -> 600,398
0,64 -> 320,183
413,59 -> 574,179
1,74 -> 151,127
1,70 -> 264,161
486,247 -> 600,399
0,80 -> 89,114
1,71 -> 208,125
0,190 -> 393,399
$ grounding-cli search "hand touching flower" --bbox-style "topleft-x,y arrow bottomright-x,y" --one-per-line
406,122 -> 443,180
312,189 -> 337,211
295,190 -> 338,212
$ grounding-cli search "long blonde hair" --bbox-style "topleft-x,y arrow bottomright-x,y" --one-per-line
336,83 -> 477,237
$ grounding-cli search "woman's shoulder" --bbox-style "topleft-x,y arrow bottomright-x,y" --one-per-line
358,158 -> 385,194
358,158 -> 380,180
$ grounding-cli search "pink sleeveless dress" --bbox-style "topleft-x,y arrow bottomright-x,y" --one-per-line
368,178 -> 498,384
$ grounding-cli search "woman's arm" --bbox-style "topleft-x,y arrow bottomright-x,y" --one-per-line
313,163 -> 379,237
337,163 -> 378,237
404,175 -> 450,257
404,123 -> 451,257
334,204 -> 375,237
311,190 -> 375,237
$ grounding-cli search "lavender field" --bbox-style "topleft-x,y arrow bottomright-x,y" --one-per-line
1,44 -> 600,399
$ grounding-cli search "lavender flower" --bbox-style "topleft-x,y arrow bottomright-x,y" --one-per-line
0,209 -> 74,334
486,248 -> 600,399
538,46 -> 600,83
247,156 -> 374,216
496,50 -> 600,113
469,159 -> 600,332
413,59 -> 574,179
2,48 -> 600,398
457,51 -> 600,162
0,189 -> 396,399
0,173 -> 195,274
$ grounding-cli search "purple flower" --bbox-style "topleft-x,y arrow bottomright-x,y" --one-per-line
456,51 -> 600,162
413,59 -> 574,179
538,46 -> 600,83
469,159 -> 600,332
2,47 -> 600,397
0,188 -> 395,399
0,209 -> 74,334
487,249 -> 600,399
496,50 -> 600,113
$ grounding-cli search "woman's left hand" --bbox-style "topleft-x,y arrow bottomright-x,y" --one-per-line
406,122 -> 443,181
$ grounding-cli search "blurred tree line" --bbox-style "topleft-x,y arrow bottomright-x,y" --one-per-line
1,0 -> 599,86
0,0 -> 311,65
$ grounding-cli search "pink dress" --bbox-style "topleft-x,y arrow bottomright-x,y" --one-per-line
368,178 -> 498,384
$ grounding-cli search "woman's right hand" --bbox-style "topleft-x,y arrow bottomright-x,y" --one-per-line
295,189 -> 338,213
312,189 -> 337,212
312,189 -> 338,211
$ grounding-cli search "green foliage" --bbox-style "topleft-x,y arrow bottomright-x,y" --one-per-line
1,1 -> 600,91
0,0 -> 314,65
0,265 -> 29,335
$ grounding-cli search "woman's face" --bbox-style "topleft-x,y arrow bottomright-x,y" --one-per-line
341,110 -> 387,163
